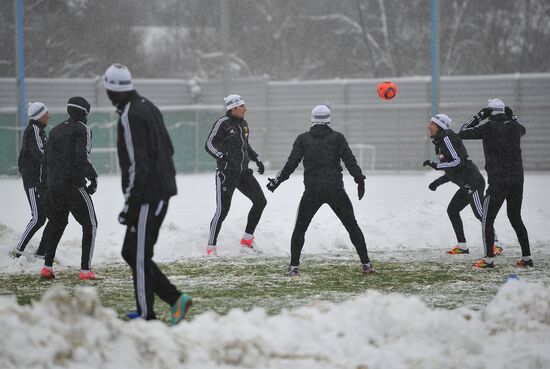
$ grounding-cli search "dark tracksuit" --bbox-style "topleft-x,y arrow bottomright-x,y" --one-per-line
205,113 -> 267,245
430,129 -> 494,244
459,113 -> 530,258
116,91 -> 180,320
274,124 -> 370,266
42,118 -> 98,270
15,120 -> 49,256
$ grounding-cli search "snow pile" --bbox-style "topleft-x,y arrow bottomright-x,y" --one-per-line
1,281 -> 549,369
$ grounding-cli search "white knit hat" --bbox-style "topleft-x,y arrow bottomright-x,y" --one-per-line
431,113 -> 452,130
224,94 -> 245,111
488,98 -> 505,115
103,63 -> 134,92
27,102 -> 48,120
311,105 -> 331,124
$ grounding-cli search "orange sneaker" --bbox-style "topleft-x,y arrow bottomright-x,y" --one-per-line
516,259 -> 533,268
79,270 -> 96,280
473,258 -> 494,269
447,246 -> 469,254
40,266 -> 55,279
493,245 -> 503,256
240,237 -> 255,249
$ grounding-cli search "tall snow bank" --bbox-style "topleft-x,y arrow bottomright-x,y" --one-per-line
1,281 -> 549,369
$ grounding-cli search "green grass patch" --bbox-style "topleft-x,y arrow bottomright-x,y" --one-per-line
1,253 -> 548,324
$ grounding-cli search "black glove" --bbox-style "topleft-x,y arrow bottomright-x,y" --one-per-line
255,158 -> 265,175
428,181 -> 439,191
423,160 -> 437,169
477,108 -> 492,121
118,200 -> 140,226
266,177 -> 280,192
357,180 -> 365,200
505,106 -> 514,119
86,177 -> 98,195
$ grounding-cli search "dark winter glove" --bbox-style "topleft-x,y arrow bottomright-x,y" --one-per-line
428,181 -> 439,191
505,106 -> 514,119
118,200 -> 140,226
357,179 -> 365,200
85,177 -> 98,195
477,108 -> 492,121
266,177 -> 280,192
255,158 -> 265,175
423,160 -> 437,169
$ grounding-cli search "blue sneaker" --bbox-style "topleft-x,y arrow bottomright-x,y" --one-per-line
171,293 -> 192,326
126,311 -> 141,320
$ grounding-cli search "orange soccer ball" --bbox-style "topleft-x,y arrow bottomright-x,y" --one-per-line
377,81 -> 398,100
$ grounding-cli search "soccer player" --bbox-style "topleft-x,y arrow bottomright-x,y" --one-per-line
13,102 -> 50,258
204,94 -> 266,256
459,98 -> 532,269
40,97 -> 98,280
104,63 -> 191,324
266,105 -> 374,276
423,113 -> 501,255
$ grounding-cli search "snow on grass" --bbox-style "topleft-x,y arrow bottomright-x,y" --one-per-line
1,173 -> 549,368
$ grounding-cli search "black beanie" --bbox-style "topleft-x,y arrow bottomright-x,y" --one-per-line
67,96 -> 91,121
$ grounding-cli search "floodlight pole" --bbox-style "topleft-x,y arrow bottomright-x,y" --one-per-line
430,0 -> 440,117
220,0 -> 230,97
15,0 -> 26,141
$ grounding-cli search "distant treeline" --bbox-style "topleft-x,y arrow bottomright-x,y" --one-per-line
1,0 -> 549,80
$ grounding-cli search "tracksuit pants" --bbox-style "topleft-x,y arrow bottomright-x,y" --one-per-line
15,186 -> 47,256
121,200 -> 180,320
208,169 -> 267,245
43,186 -> 97,270
447,184 -> 498,244
290,185 -> 370,266
482,181 -> 530,258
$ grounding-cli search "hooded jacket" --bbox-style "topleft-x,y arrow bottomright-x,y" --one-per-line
276,124 -> 365,188
205,113 -> 259,174
46,118 -> 97,189
18,120 -> 48,189
115,91 -> 177,204
459,113 -> 525,184
430,128 -> 484,189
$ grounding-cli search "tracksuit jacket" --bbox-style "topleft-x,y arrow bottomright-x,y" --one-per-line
276,124 -> 365,188
46,118 -> 97,189
18,120 -> 48,190
116,91 -> 178,205
430,129 -> 484,190
459,114 -> 525,184
205,113 -> 260,175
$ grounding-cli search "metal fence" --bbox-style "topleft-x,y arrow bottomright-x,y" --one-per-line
1,73 -> 549,175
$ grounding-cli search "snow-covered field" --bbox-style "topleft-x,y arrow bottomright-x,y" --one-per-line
1,172 -> 550,369
2,172 -> 550,271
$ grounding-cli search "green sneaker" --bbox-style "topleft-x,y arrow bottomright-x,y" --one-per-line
171,293 -> 192,326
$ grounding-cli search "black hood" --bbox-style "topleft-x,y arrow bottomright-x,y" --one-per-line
309,124 -> 332,138
488,113 -> 507,122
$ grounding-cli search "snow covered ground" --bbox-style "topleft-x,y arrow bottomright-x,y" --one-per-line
1,280 -> 549,369
1,172 -> 549,272
1,172 -> 550,369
